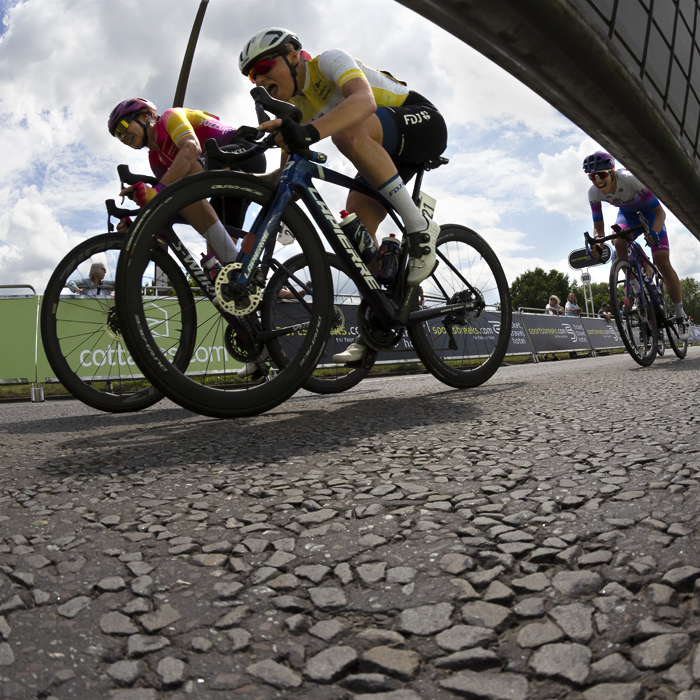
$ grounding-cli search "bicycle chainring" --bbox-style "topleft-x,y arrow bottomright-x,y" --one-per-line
357,301 -> 403,350
215,262 -> 263,316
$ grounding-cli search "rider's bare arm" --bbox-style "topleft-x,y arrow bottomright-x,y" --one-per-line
159,132 -> 203,185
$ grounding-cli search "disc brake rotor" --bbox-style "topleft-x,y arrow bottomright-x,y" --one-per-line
450,288 -> 484,323
103,305 -> 122,340
215,262 -> 263,316
224,326 -> 260,362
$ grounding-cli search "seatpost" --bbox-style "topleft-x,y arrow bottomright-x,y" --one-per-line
411,168 -> 425,202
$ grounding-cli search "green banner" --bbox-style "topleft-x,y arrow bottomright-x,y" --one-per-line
34,295 -> 243,383
0,297 -> 38,382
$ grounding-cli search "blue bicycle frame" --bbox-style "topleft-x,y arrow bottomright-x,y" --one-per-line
231,152 -> 484,330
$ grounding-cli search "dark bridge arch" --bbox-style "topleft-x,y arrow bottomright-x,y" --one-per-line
396,0 -> 700,240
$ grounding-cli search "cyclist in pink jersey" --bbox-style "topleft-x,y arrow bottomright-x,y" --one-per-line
108,98 -> 265,261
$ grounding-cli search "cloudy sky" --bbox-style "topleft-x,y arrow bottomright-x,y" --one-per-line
2,0 -> 700,299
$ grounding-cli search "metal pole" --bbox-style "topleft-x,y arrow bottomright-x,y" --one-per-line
172,0 -> 210,108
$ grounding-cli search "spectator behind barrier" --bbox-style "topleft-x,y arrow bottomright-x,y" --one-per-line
546,295 -> 564,315
565,292 -> 582,317
598,301 -> 612,322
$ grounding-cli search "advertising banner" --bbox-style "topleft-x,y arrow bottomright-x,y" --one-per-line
6,294 -> 699,386
519,313 -> 591,354
0,297 -> 38,382
36,296 -> 244,382
581,317 -> 625,349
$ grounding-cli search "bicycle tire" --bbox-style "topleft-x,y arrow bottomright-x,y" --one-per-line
40,232 -> 194,412
263,252 -> 377,394
115,171 -> 333,419
658,274 -> 688,359
407,225 -> 512,388
609,259 -> 657,366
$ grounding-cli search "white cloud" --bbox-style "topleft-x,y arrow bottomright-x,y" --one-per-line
0,0 -> 699,300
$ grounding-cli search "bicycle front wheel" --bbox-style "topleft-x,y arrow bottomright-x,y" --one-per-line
408,225 -> 512,388
609,259 -> 657,366
116,171 -> 333,418
263,253 -> 377,395
40,232 -> 191,412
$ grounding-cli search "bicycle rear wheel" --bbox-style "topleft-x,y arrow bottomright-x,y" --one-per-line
263,253 -> 377,394
40,232 -> 192,412
657,274 -> 688,359
408,225 -> 512,388
116,171 -> 332,418
609,259 -> 657,366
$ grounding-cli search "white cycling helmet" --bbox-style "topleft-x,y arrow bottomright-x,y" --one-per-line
239,27 -> 302,76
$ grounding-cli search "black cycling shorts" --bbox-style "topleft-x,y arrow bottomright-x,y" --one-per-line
376,91 -> 448,182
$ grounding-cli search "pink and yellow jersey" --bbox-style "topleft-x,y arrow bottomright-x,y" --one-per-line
149,108 -> 235,176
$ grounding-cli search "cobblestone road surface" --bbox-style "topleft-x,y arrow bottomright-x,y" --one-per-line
1,349 -> 700,700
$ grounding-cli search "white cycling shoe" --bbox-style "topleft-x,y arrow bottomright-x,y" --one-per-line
676,316 -> 690,341
332,340 -> 366,364
237,347 -> 270,378
407,219 -> 440,287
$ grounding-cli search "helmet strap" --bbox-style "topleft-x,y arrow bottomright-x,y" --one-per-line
134,113 -> 153,148
280,52 -> 300,94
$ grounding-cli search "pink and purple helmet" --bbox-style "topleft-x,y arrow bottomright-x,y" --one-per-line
108,98 -> 157,137
582,151 -> 615,173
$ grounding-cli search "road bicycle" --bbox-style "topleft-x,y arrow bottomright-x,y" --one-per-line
40,168 -> 193,412
584,213 -> 688,367
115,87 -> 512,418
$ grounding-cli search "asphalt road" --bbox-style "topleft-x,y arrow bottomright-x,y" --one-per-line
1,348 -> 700,700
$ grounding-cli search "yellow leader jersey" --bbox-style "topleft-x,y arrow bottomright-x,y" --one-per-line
290,49 -> 410,125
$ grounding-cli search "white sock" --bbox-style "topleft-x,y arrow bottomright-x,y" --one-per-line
630,278 -> 641,293
377,174 -> 426,233
674,302 -> 685,318
203,221 -> 239,263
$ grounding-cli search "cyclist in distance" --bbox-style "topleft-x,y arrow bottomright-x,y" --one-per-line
239,28 -> 448,362
584,150 -> 689,340
108,98 -> 266,261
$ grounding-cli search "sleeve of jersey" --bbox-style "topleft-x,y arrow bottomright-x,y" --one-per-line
161,108 -> 196,146
588,193 -> 604,223
318,49 -> 367,89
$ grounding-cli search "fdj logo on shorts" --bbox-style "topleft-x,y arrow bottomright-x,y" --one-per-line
404,111 -> 431,125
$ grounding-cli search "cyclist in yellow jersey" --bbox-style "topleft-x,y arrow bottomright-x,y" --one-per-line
108,98 -> 265,261
239,28 -> 448,362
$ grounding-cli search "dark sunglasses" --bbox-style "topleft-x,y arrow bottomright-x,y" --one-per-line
248,57 -> 277,83
588,169 -> 612,182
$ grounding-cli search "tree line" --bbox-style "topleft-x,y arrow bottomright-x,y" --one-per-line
509,267 -> 700,322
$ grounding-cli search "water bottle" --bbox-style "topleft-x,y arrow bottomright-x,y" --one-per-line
376,234 -> 401,285
201,252 -> 222,282
339,210 -> 378,262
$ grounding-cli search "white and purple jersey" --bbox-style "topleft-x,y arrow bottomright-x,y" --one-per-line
588,169 -> 668,252
588,169 -> 660,222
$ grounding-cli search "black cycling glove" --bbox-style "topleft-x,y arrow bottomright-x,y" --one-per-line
279,119 -> 320,151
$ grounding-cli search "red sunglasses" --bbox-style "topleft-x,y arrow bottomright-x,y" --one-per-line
588,169 -> 613,182
248,57 -> 277,83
